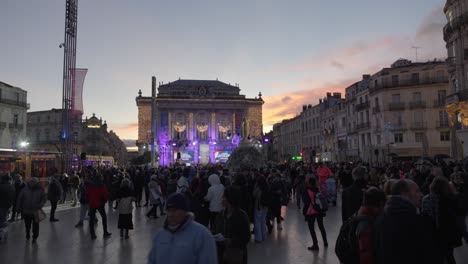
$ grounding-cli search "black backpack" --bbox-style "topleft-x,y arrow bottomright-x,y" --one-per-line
335,215 -> 371,264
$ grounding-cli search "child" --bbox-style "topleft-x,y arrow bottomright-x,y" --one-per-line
117,179 -> 135,239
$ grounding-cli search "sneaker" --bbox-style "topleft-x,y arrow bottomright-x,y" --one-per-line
324,242 -> 328,247
91,235 -> 97,240
75,222 -> 83,228
50,219 -> 59,222
277,223 -> 283,230
32,238 -> 37,244
307,245 -> 319,251
103,232 -> 112,238
160,213 -> 166,216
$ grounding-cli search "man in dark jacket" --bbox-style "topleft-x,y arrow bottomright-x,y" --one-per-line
9,175 -> 25,222
86,175 -> 111,240
375,179 -> 441,264
342,166 -> 368,222
16,177 -> 46,243
0,175 -> 15,228
47,174 -> 62,222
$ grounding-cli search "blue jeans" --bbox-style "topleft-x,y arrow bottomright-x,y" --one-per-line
254,208 -> 268,242
296,193 -> 302,208
79,203 -> 89,222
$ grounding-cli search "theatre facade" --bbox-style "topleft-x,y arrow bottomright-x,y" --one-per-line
136,79 -> 264,165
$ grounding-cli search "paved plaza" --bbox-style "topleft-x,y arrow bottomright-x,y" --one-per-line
1,200 -> 467,264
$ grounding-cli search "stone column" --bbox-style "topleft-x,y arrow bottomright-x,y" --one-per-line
168,112 -> 172,140
189,112 -> 194,141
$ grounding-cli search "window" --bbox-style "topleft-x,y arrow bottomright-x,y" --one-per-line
440,131 -> 450,142
392,75 -> 399,86
413,92 -> 422,102
361,134 -> 366,146
392,94 -> 401,103
13,114 -> 18,125
415,132 -> 424,143
394,133 -> 403,143
377,135 -> 381,145
439,111 -> 449,125
411,73 -> 420,84
438,90 -> 446,103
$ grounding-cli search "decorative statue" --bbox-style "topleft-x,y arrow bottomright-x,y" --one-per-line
241,117 -> 250,142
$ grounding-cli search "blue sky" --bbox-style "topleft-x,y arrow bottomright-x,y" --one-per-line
0,0 -> 447,140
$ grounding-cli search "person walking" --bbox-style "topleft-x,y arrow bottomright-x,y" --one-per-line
215,186 -> 251,264
117,179 -> 135,239
205,174 -> 225,232
47,174 -> 62,222
146,175 -> 163,219
68,172 -> 80,207
86,174 -> 112,240
422,176 -> 463,264
16,177 -> 46,243
59,173 -> 69,203
342,166 -> 368,222
9,174 -> 25,222
317,162 -> 333,201
253,176 -> 269,243
75,174 -> 91,227
0,175 -> 15,241
147,193 -> 217,264
375,179 -> 441,264
302,177 -> 328,251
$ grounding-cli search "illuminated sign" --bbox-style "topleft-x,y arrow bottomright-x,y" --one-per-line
215,150 -> 232,163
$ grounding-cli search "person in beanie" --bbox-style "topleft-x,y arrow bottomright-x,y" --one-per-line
86,174 -> 111,240
16,177 -> 46,243
147,193 -> 217,264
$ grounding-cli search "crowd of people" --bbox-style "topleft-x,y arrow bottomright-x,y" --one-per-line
0,158 -> 467,264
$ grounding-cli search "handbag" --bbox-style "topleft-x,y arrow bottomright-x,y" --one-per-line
222,247 -> 244,264
34,209 -> 46,222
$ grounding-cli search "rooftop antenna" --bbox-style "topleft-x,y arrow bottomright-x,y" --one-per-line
412,46 -> 422,62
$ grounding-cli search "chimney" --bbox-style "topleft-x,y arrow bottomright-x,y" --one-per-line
326,92 -> 332,97
319,99 -> 323,104
302,105 -> 307,111
333,92 -> 341,98
308,104 -> 312,109
363,74 -> 371,80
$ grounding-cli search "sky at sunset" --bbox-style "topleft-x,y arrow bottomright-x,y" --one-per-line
1,0 -> 447,142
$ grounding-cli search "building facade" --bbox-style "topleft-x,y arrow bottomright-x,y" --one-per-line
369,59 -> 450,161
272,59 -> 451,163
0,81 -> 28,149
136,79 -> 264,165
27,110 -> 128,170
444,0 -> 468,158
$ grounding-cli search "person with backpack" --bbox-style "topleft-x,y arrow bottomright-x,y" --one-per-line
335,187 -> 386,264
302,177 -> 328,251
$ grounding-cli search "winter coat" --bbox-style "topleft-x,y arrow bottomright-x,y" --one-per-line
117,187 -> 135,215
356,206 -> 379,264
68,174 -> 80,189
422,194 -> 463,250
317,166 -> 333,184
0,181 -> 15,208
47,178 -> 63,202
86,180 -> 109,209
16,179 -> 46,215
205,174 -> 225,213
375,195 -> 441,264
342,180 -> 367,222
78,182 -> 88,204
148,214 -> 217,264
177,176 -> 189,194
148,180 -> 162,205
215,208 -> 251,264
302,187 -> 321,217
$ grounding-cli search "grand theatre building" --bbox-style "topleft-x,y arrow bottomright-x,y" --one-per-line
136,79 -> 264,165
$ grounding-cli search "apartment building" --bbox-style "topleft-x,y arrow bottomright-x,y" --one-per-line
0,81 -> 28,149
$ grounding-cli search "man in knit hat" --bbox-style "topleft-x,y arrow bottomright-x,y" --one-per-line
148,193 -> 217,264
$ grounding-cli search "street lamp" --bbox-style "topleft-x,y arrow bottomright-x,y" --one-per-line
20,141 -> 30,148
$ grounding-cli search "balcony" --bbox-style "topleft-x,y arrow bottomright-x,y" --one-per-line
0,122 -> 6,129
0,98 -> 28,108
443,12 -> 468,41
446,57 -> 456,73
8,123 -> 24,130
434,99 -> 446,107
355,101 -> 370,111
436,121 -> 450,129
446,90 -> 468,105
372,106 -> 381,114
388,123 -> 406,131
409,101 -> 426,109
410,122 -> 426,130
370,76 -> 449,93
388,102 -> 406,111
356,122 -> 371,130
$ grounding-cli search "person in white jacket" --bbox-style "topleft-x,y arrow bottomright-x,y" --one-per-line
204,174 -> 224,231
